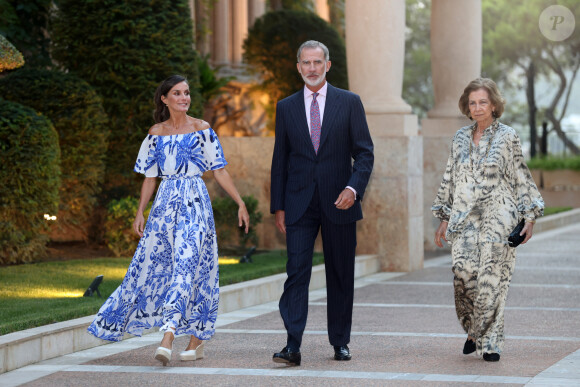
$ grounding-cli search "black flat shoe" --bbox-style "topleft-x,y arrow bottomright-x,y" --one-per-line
273,346 -> 301,366
463,339 -> 476,355
333,345 -> 352,361
483,352 -> 500,362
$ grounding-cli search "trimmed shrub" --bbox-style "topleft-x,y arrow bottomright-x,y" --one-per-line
212,195 -> 263,250
105,194 -> 263,257
0,35 -> 24,72
244,9 -> 349,126
50,0 -> 204,195
104,197 -> 151,257
0,99 -> 61,264
0,0 -> 52,68
0,69 -> 109,238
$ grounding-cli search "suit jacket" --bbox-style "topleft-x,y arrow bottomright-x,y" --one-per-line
270,83 -> 374,225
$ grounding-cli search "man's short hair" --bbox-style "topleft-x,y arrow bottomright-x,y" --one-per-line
297,40 -> 330,62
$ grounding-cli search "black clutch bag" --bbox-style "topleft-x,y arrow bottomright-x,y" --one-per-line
508,219 -> 526,247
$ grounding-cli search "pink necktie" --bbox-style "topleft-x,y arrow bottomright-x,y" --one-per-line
310,92 -> 321,153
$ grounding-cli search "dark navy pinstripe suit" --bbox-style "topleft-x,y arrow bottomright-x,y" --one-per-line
270,83 -> 374,350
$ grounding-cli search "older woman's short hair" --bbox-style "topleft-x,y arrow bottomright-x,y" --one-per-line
458,78 -> 505,119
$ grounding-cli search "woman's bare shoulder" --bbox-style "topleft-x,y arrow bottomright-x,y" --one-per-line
192,117 -> 211,132
148,123 -> 164,135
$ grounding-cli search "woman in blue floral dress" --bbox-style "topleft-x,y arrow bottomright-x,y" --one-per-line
88,75 -> 249,366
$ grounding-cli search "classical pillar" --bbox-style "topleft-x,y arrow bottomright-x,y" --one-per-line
213,0 -> 230,65
314,0 -> 330,22
428,0 -> 482,119
194,0 -> 211,56
248,0 -> 266,26
188,0 -> 195,44
346,0 -> 423,272
231,0 -> 248,65
422,0 -> 481,251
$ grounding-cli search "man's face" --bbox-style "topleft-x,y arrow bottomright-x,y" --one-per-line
297,47 -> 331,89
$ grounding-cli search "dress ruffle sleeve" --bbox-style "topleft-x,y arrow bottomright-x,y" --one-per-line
509,132 -> 544,221
134,134 -> 160,177
201,128 -> 228,171
431,136 -> 456,222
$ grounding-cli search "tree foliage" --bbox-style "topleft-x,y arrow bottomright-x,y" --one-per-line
104,196 -> 151,257
403,0 -> 432,119
0,0 -> 52,68
0,99 -> 61,264
0,35 -> 24,72
0,69 -> 109,237
50,0 -> 204,195
483,0 -> 580,155
212,195 -> 263,250
244,9 -> 348,132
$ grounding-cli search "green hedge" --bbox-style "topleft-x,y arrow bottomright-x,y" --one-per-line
0,69 -> 109,237
104,195 -> 262,257
104,197 -> 151,257
0,35 -> 24,72
50,0 -> 203,196
0,0 -> 52,68
244,10 -> 348,115
0,99 -> 61,264
212,195 -> 263,250
527,155 -> 580,171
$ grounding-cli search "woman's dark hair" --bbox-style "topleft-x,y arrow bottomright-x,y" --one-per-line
458,77 -> 506,120
153,75 -> 188,123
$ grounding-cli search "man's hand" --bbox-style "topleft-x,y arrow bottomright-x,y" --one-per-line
275,210 -> 286,234
334,189 -> 355,210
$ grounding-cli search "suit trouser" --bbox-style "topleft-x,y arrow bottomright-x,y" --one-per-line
280,188 -> 357,350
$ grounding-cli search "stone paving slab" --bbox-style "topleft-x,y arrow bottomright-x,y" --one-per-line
81,333 -> 578,377
221,303 -> 580,340
386,265 -> 580,285
21,370 -> 525,387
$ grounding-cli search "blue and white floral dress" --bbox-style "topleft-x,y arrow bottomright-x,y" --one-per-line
88,128 -> 227,342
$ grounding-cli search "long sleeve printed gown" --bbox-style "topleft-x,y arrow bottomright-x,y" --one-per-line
88,128 -> 227,341
432,120 -> 544,355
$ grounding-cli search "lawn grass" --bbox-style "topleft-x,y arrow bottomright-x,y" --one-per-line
543,206 -> 573,216
0,250 -> 324,335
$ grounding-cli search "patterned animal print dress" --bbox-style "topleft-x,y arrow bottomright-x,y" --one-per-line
432,120 -> 543,355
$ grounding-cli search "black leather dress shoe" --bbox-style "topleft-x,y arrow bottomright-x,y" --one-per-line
463,339 -> 476,354
483,352 -> 500,362
333,345 -> 352,361
273,346 -> 301,366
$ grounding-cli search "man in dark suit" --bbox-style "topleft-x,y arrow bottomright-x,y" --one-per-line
271,40 -> 374,365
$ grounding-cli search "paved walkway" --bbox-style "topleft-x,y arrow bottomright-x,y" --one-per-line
1,223 -> 579,386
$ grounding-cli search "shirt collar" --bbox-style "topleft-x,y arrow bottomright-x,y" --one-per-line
303,81 -> 328,99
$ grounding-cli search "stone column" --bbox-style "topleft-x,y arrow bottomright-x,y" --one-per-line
346,0 -> 423,272
188,0 -> 196,44
422,0 -> 481,251
314,0 -> 330,22
194,0 -> 211,56
231,0 -> 248,65
248,0 -> 266,26
213,0 -> 230,65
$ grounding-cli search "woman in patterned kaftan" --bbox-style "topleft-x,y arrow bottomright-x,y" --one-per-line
88,75 -> 250,366
432,78 -> 543,362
